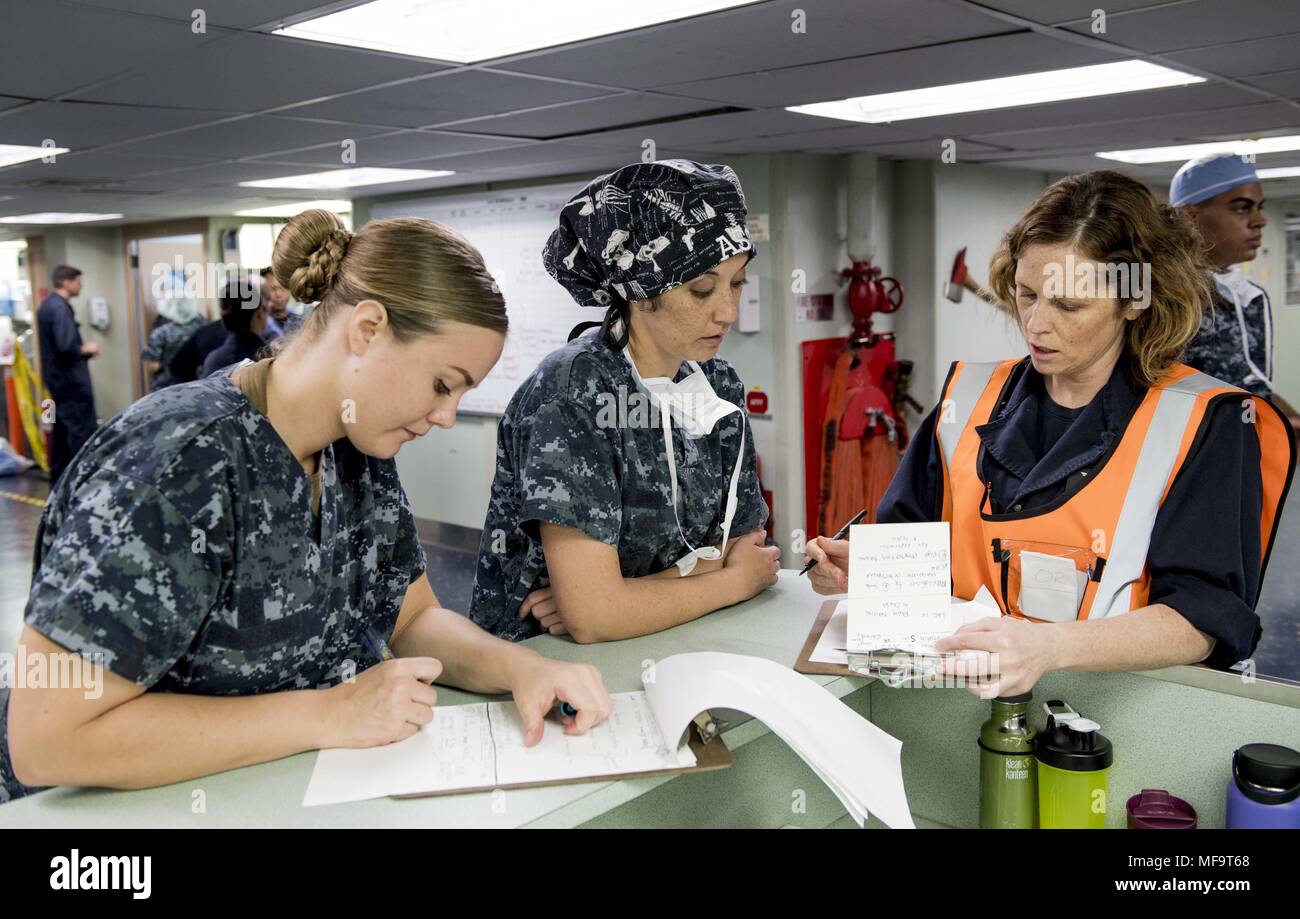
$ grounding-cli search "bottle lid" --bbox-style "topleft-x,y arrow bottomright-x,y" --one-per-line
1233,743 -> 1300,805
1127,789 -> 1197,829
994,691 -> 1033,704
1034,716 -> 1113,771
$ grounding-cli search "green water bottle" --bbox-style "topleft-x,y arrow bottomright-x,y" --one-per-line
1035,700 -> 1113,829
979,692 -> 1037,828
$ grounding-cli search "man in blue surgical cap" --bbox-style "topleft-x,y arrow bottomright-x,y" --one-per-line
1171,153 -> 1298,425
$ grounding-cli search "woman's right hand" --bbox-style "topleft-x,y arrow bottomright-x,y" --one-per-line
724,529 -> 780,602
322,656 -> 443,748
804,536 -> 849,595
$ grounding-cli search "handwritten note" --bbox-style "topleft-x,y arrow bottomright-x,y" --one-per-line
302,692 -> 694,806
846,522 -> 953,654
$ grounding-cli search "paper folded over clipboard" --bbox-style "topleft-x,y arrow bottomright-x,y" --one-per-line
303,652 -> 914,828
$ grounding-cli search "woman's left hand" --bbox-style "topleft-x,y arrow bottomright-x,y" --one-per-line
517,586 -> 567,635
932,616 -> 1059,698
507,653 -> 613,747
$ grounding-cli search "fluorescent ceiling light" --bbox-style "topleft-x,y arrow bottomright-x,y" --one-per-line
1097,135 -> 1300,164
0,212 -> 122,224
1257,166 -> 1300,179
787,60 -> 1204,124
274,0 -> 761,63
0,144 -> 72,168
240,167 -> 453,189
235,199 -> 354,217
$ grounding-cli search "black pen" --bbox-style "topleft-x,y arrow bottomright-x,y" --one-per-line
799,508 -> 868,576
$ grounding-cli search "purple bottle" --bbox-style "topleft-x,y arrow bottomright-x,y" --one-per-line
1225,743 -> 1300,829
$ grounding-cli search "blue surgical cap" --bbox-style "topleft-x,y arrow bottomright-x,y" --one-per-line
1170,152 -> 1260,207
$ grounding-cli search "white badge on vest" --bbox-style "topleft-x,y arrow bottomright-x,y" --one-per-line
624,348 -> 745,576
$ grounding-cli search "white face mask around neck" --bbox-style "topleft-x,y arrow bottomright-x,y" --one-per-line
623,347 -> 746,576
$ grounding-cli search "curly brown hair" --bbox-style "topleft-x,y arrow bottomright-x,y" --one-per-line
987,170 -> 1211,388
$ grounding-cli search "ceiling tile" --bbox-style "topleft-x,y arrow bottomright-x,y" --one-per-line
466,93 -> 727,140
283,71 -> 616,130
968,101 -> 1300,152
1062,0 -> 1300,53
896,82 -> 1261,139
0,101 -> 225,150
1,0 -> 215,98
1165,32 -> 1300,79
500,0 -> 1006,89
244,131 -> 535,166
655,32 -> 1119,107
67,31 -> 450,112
973,1 -> 1173,24
68,1 -> 343,29
107,115 -> 392,160
1241,69 -> 1300,99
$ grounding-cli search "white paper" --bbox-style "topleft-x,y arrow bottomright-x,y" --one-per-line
1018,550 -> 1080,622
303,692 -> 693,807
846,522 -> 954,654
644,652 -> 915,829
811,586 -> 1001,665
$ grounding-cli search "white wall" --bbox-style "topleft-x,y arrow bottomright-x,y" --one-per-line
932,163 -> 1047,396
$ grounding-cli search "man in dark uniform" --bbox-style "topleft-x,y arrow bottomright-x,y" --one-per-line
1171,153 -> 1300,427
36,265 -> 98,484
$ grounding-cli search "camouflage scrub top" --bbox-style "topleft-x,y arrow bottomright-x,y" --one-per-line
0,358 -> 426,803
469,330 -> 767,641
1182,282 -> 1273,397
143,315 -> 207,391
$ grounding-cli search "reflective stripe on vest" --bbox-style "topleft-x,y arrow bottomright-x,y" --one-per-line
1091,370 -> 1224,617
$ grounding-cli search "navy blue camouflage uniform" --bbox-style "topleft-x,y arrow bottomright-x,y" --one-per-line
469,331 -> 767,640
0,358 -> 426,804
1182,282 -> 1273,397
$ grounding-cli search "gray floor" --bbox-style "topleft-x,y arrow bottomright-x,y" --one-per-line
2,470 -> 1298,682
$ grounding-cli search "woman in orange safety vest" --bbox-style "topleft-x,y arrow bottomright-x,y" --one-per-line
803,171 -> 1295,697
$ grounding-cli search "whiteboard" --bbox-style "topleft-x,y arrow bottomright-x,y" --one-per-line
371,183 -> 593,415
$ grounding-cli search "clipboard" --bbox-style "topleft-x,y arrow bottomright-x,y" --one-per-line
391,716 -> 733,799
793,599 -> 954,688
794,598 -> 856,677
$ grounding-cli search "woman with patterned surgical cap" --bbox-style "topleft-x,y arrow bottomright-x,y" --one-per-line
471,160 -> 780,644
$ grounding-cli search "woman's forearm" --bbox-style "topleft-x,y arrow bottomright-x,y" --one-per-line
562,568 -> 741,643
390,606 -> 539,694
1052,603 -> 1215,672
17,688 -> 331,790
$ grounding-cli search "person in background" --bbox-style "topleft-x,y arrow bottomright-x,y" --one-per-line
260,266 -> 301,340
200,277 -> 269,378
36,265 -> 98,485
167,306 -> 226,384
1171,152 -> 1300,427
141,297 -> 205,391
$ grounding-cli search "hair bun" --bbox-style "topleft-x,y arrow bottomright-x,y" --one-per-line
272,208 -> 352,304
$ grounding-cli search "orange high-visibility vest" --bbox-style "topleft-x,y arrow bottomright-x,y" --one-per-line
935,358 -> 1295,621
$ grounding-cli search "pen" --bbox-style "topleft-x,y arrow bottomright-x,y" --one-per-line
361,627 -> 395,662
798,508 -> 868,576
